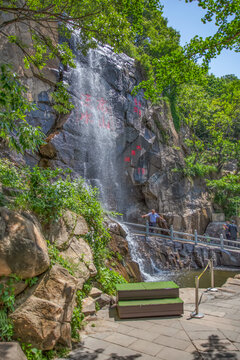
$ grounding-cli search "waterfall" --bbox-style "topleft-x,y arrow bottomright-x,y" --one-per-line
120,223 -> 168,281
66,42 -> 122,210
63,33 -> 166,281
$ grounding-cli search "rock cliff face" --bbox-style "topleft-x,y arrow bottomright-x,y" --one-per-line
30,41 -> 212,233
1,24 -> 212,234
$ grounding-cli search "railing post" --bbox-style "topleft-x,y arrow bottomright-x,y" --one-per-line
209,258 -> 218,292
191,276 -> 204,318
220,233 -> 224,249
170,225 -> 174,241
194,230 -> 198,245
195,276 -> 199,315
210,259 -> 214,289
146,220 -> 149,237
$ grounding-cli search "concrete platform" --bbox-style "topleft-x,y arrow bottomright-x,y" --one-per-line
58,275 -> 240,360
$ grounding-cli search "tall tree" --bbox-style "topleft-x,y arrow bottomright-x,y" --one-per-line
176,76 -> 240,216
0,0 -> 158,152
185,0 -> 240,65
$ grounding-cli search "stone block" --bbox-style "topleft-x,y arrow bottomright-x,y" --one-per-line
82,297 -> 96,316
89,287 -> 103,299
0,342 -> 27,360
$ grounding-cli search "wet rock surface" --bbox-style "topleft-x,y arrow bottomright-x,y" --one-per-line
106,219 -> 142,282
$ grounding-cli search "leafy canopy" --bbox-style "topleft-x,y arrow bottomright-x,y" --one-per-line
176,75 -> 240,217
185,0 -> 240,65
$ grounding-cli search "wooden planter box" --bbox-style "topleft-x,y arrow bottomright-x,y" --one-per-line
117,298 -> 184,319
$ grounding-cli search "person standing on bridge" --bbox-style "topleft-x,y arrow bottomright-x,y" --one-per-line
228,220 -> 238,247
142,209 -> 164,233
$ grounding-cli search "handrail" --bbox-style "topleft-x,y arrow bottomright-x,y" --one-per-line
197,262 -> 210,281
191,259 -> 217,319
122,221 -> 240,251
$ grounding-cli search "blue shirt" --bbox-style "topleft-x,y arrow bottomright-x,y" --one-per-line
147,213 -> 160,223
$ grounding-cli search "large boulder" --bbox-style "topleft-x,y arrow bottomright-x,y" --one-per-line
45,210 -> 89,249
60,237 -> 97,285
44,210 -> 96,285
0,207 -> 50,278
10,265 -> 78,350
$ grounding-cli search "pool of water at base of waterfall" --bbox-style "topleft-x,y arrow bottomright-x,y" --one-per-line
143,268 -> 240,288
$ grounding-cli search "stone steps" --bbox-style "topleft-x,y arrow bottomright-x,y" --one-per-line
116,281 -> 184,319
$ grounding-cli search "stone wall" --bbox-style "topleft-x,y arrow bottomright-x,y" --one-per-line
134,235 -> 240,274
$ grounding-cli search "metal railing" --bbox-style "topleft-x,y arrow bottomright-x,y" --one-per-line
122,221 -> 240,251
191,259 -> 218,319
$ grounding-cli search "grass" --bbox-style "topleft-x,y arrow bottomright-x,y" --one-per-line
116,281 -> 179,291
118,297 -> 183,306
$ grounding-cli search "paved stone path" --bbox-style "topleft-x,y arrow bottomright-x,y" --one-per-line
59,276 -> 240,360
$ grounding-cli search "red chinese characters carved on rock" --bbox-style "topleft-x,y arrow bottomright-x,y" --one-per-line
80,94 -> 91,106
80,111 -> 93,124
124,145 -> 146,177
77,94 -> 93,124
134,98 -> 141,116
77,94 -> 112,130
138,168 -> 145,175
97,98 -> 111,130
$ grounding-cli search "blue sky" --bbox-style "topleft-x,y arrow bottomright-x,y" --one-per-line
160,0 -> 240,78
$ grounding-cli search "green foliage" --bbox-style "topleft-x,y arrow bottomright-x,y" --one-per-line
47,241 -> 75,275
71,289 -> 86,340
129,6 -> 207,103
207,174 -> 240,218
95,301 -> 100,311
96,267 -> 127,295
115,252 -> 123,262
21,343 -> 46,360
0,277 -> 15,341
21,343 -> 70,360
51,82 -> 74,114
183,156 -> 217,178
0,159 -> 112,269
0,279 -> 15,312
0,158 -> 26,189
1,0 -> 158,72
25,277 -> 38,288
82,281 -> 93,295
71,306 -> 85,340
176,75 -> 240,216
14,167 -> 74,221
0,65 -> 45,153
0,309 -> 13,341
185,0 -> 240,66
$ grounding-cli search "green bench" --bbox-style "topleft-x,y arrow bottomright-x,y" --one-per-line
116,281 -> 184,319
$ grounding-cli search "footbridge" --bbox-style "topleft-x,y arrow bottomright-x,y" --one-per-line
122,221 -> 240,253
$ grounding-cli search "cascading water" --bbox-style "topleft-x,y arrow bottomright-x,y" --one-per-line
120,223 -> 167,281
62,32 -> 166,280
65,40 -> 124,210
